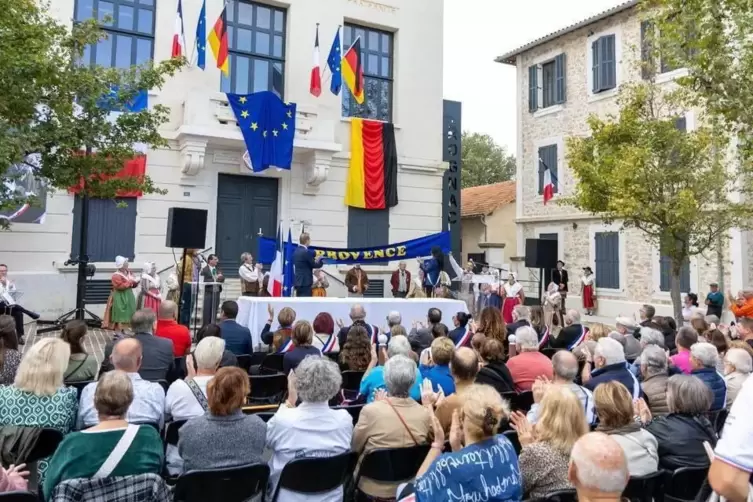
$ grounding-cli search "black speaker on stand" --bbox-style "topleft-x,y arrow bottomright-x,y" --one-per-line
166,208 -> 208,332
525,238 -> 558,306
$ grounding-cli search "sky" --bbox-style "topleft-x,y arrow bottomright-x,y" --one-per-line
443,0 -> 625,156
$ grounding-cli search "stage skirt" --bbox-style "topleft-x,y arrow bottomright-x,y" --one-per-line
143,288 -> 162,312
502,296 -> 519,323
583,285 -> 595,309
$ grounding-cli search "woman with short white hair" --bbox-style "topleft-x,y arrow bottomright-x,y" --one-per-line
723,347 -> 752,409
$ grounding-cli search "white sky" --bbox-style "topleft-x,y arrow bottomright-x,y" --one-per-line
443,0 -> 625,155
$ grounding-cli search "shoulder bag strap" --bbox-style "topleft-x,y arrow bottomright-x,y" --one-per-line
64,358 -> 88,380
385,399 -> 420,446
93,424 -> 140,479
186,379 -> 209,411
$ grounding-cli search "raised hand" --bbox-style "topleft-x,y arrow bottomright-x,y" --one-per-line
374,388 -> 389,402
510,411 -> 535,446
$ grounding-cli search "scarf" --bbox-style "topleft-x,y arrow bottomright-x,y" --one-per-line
596,421 -> 641,435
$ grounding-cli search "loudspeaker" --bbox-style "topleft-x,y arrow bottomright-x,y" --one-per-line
166,208 -> 208,249
525,239 -> 558,269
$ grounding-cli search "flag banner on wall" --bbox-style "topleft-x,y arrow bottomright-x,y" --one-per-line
208,4 -> 229,76
345,118 -> 398,209
257,231 -> 450,265
342,37 -> 364,104
0,154 -> 47,224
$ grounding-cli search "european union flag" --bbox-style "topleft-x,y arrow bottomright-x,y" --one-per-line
327,27 -> 342,95
226,91 -> 297,173
195,0 -> 206,70
283,228 -> 295,297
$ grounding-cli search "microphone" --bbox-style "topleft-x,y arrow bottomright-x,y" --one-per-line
377,334 -> 388,348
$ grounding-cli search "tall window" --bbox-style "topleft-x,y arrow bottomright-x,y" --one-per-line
221,1 -> 286,97
75,0 -> 155,68
591,34 -> 616,93
342,24 -> 393,122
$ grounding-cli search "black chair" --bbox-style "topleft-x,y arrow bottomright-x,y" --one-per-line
163,420 -> 187,447
261,354 -> 285,374
502,430 -> 521,456
0,492 -> 39,501
531,489 -> 578,502
67,380 -> 95,399
541,348 -> 559,359
623,470 -> 665,502
255,412 -> 276,423
236,354 -> 252,373
250,351 -> 268,366
664,467 -> 709,502
341,370 -> 365,391
172,357 -> 187,382
26,428 -> 64,463
270,451 -> 358,501
333,404 -> 364,425
249,373 -> 287,404
354,445 -> 430,501
153,379 -> 170,393
174,464 -> 270,502
510,391 -> 534,413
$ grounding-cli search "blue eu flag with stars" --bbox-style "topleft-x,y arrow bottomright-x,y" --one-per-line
327,27 -> 342,95
226,91 -> 297,173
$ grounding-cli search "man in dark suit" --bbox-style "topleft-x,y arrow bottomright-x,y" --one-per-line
293,232 -> 323,297
506,305 -> 532,337
551,260 -> 569,317
550,309 -> 588,350
337,304 -> 384,348
101,309 -> 175,381
200,254 -> 224,326
218,300 -> 253,355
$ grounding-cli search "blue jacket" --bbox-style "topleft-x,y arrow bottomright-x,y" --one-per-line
585,362 -> 642,399
292,246 -> 322,288
692,367 -> 727,411
449,325 -> 472,347
219,319 -> 253,355
419,364 -> 455,396
421,258 -> 441,287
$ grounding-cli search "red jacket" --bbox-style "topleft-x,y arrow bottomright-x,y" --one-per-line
155,319 -> 192,357
390,269 -> 412,293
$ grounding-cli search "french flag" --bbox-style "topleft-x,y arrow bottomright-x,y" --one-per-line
267,223 -> 283,297
541,156 -> 554,205
310,24 -> 322,97
172,0 -> 186,58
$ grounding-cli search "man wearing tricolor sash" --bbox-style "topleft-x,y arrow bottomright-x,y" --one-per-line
550,309 -> 588,350
336,304 -> 386,349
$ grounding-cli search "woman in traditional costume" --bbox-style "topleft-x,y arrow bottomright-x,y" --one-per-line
543,281 -> 562,332
137,262 -> 161,312
407,269 -> 427,298
311,269 -> 330,297
581,266 -> 596,316
102,256 -> 138,332
501,274 -> 524,323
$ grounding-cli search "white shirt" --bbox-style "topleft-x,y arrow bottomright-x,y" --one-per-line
0,279 -> 16,305
77,373 -> 165,429
266,402 -> 352,502
239,264 -> 259,283
716,375 -> 753,472
164,376 -> 213,475
581,275 -> 594,286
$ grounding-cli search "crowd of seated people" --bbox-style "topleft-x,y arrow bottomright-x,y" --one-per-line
4,295 -> 753,502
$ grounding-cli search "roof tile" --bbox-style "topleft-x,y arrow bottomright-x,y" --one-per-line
461,181 -> 516,218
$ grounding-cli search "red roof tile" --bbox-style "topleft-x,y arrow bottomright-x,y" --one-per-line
461,181 -> 516,218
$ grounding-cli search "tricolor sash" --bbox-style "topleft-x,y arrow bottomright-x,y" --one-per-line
539,326 -> 550,349
276,338 -> 295,353
567,325 -> 589,350
369,325 -> 380,344
321,335 -> 337,353
455,326 -> 472,348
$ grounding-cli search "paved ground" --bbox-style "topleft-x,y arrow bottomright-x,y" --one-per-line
22,322 -> 113,365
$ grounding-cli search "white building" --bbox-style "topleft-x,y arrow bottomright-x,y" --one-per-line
3,0 -> 446,316
496,0 -> 751,319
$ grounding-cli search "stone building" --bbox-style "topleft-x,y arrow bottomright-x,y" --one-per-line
496,0 -> 749,318
1,0 -> 446,316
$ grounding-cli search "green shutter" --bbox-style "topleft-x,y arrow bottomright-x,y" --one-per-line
640,21 -> 654,79
528,65 -> 538,112
555,53 -> 566,104
592,40 -> 601,92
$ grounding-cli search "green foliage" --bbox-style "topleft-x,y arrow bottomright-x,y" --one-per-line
461,131 -> 516,189
0,0 -> 185,225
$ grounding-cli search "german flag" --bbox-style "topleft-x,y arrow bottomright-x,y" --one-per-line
208,5 -> 229,76
342,38 -> 364,104
345,119 -> 398,209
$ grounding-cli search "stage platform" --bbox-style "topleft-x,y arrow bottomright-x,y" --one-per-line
237,296 -> 469,347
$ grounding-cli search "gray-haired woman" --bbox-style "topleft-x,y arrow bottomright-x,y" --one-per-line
266,356 -> 353,501
723,347 -> 752,409
353,355 -> 432,499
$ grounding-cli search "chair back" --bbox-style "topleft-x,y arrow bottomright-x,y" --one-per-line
163,420 -> 187,447
248,374 -> 288,404
152,379 -> 170,393
172,357 -> 187,382
664,466 -> 709,502
67,380 -> 95,399
0,492 -> 38,501
623,470 -> 665,502
502,430 -> 521,456
175,464 -> 270,502
532,489 -> 578,502
357,445 -> 430,486
236,354 -> 252,373
271,451 -> 358,501
341,370 -> 365,391
261,354 -> 284,373
332,404 -> 364,426
510,391 -> 534,413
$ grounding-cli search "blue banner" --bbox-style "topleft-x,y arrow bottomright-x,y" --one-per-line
258,231 -> 451,265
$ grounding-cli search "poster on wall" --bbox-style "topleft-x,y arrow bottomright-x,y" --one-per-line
0,154 -> 47,224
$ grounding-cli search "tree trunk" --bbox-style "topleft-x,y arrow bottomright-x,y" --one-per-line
670,259 -> 684,326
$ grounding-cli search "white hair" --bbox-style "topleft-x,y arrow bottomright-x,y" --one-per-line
566,310 -> 581,324
690,342 -> 719,368
193,337 -> 225,370
387,311 -> 402,326
595,337 -> 626,365
515,326 -> 539,351
512,305 -> 530,321
639,327 -> 664,348
570,433 -> 629,493
725,348 -> 753,374
640,345 -> 668,376
384,355 -> 417,398
387,335 -> 412,358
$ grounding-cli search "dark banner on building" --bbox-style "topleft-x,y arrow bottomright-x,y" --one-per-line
257,231 -> 451,265
442,100 -> 462,284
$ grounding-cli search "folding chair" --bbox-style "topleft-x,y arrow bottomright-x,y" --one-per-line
354,445 -> 431,501
623,470 -> 665,502
270,451 -> 358,501
174,464 -> 270,502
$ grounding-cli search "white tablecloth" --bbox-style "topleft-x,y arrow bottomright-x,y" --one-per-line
236,296 -> 469,348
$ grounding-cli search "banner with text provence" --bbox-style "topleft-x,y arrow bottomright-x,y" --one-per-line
258,231 -> 451,265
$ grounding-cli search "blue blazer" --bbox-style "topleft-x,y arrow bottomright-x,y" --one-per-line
421,258 -> 440,287
219,319 -> 253,355
293,246 -> 322,288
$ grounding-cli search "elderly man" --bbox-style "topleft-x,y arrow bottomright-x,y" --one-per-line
359,335 -> 423,402
101,309 -> 174,381
407,307 -> 442,353
639,304 -> 662,330
690,342 -> 728,411
386,311 -> 402,330
551,309 -> 588,349
78,338 -> 165,429
506,305 -> 531,336
390,261 -> 411,298
528,350 -> 596,425
155,300 -> 191,357
728,289 -> 753,319
435,347 -> 479,432
569,432 -> 629,502
629,326 -> 665,376
640,345 -> 670,415
337,304 -> 382,347
582,337 -> 641,398
506,326 -> 553,392
723,348 -> 752,409
615,316 -> 641,361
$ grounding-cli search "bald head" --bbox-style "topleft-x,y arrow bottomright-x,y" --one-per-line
158,300 -> 178,320
451,347 -> 479,382
111,338 -> 143,372
569,432 -> 628,495
552,350 -> 579,381
350,304 -> 366,321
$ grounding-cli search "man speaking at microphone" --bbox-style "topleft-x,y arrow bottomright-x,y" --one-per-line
293,232 -> 323,297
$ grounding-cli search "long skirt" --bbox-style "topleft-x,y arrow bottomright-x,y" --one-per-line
502,296 -> 519,323
141,288 -> 161,313
583,284 -> 595,309
103,289 -> 136,329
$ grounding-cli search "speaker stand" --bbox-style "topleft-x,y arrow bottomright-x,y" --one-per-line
538,268 -> 544,306
176,249 -> 189,327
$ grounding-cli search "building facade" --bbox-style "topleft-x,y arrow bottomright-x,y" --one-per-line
3,0 -> 446,316
497,1 -> 750,319
461,181 -> 517,274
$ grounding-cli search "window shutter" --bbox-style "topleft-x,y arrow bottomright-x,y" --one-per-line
528,65 -> 538,112
72,197 -> 137,262
600,35 -> 616,91
640,21 -> 653,79
555,53 -> 566,104
675,116 -> 687,131
591,40 -> 601,92
595,232 -> 620,289
537,147 -> 545,194
549,145 -> 558,193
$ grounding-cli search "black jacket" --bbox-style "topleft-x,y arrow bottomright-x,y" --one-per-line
506,320 -> 530,337
646,414 -> 717,471
550,324 -> 585,349
101,332 -> 175,381
293,246 -> 322,288
475,362 -> 515,395
552,269 -> 569,292
337,321 -> 382,349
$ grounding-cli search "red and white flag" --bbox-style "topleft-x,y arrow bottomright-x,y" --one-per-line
171,0 -> 186,58
310,24 -> 322,97
267,224 -> 284,297
541,157 -> 554,205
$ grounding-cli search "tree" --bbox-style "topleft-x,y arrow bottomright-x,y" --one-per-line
0,0 -> 184,228
564,81 -> 753,323
461,131 -> 516,188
